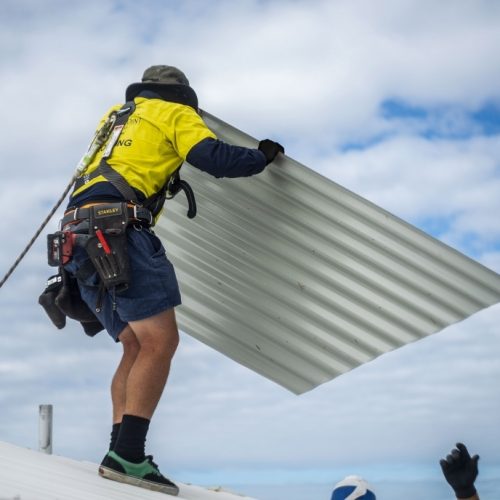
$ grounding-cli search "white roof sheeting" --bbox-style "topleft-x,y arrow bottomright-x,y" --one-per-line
155,111 -> 500,395
0,441 -> 254,500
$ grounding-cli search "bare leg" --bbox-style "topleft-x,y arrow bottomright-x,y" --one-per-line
122,308 -> 179,419
101,309 -> 180,493
111,325 -> 140,424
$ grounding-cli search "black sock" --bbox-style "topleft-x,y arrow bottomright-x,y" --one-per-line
109,422 -> 121,451
113,414 -> 150,463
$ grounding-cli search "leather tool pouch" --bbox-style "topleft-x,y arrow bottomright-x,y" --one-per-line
38,270 -> 104,337
38,273 -> 66,329
85,202 -> 130,292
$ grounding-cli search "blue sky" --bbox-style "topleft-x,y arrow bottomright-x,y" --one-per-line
0,1 -> 499,499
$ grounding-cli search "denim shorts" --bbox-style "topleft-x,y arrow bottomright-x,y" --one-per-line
64,226 -> 181,341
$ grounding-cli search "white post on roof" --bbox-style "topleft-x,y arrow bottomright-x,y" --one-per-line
38,404 -> 53,454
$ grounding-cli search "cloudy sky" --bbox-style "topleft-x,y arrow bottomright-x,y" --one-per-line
0,0 -> 499,498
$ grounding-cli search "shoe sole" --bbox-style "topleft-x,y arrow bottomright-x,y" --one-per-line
99,465 -> 179,496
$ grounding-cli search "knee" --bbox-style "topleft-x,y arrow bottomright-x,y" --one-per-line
120,331 -> 141,360
140,329 -> 179,359
130,309 -> 180,359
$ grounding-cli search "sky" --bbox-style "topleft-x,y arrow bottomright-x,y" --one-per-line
0,0 -> 499,499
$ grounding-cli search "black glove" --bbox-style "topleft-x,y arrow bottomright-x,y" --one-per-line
258,139 -> 284,165
440,443 -> 479,499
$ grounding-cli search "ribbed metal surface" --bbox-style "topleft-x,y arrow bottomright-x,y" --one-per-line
155,110 -> 500,395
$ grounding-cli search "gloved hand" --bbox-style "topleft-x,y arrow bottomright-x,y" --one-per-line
258,139 -> 284,165
440,443 -> 479,499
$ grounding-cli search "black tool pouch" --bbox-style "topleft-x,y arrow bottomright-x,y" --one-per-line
38,274 -> 66,329
85,202 -> 130,292
56,269 -> 99,321
38,270 -> 104,337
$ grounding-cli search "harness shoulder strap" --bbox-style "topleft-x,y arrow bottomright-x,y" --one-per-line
98,102 -> 138,203
73,102 -> 137,201
73,100 -> 196,219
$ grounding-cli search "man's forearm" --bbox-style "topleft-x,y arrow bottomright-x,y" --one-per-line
186,137 -> 267,178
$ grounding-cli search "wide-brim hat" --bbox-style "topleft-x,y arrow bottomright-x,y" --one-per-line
125,65 -> 198,109
141,65 -> 190,86
331,475 -> 376,500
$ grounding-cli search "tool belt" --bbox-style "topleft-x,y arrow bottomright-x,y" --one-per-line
47,201 -> 152,290
60,203 -> 153,228
41,202 -> 150,333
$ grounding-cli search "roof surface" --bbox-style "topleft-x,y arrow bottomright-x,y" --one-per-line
0,441 -> 254,500
155,111 -> 500,395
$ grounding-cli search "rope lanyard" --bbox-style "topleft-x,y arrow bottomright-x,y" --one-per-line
0,110 -> 120,289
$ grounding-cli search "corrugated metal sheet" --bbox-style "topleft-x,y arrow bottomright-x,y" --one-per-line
155,110 -> 500,395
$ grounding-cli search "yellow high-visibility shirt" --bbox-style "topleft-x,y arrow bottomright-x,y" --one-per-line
72,97 -> 216,199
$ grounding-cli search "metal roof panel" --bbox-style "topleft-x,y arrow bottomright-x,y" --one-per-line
155,111 -> 500,394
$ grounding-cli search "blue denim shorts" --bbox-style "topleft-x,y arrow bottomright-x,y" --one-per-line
64,227 -> 181,341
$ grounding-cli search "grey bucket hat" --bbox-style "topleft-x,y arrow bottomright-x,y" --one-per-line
141,65 -> 190,86
125,65 -> 198,110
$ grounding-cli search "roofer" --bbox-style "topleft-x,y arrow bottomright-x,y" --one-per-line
56,65 -> 284,495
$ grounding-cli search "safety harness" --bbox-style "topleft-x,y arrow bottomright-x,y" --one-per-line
72,101 -> 197,221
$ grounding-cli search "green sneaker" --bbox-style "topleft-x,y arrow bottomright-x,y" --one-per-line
98,451 -> 179,496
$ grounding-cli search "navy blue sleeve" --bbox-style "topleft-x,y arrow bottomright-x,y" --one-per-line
186,137 -> 267,178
